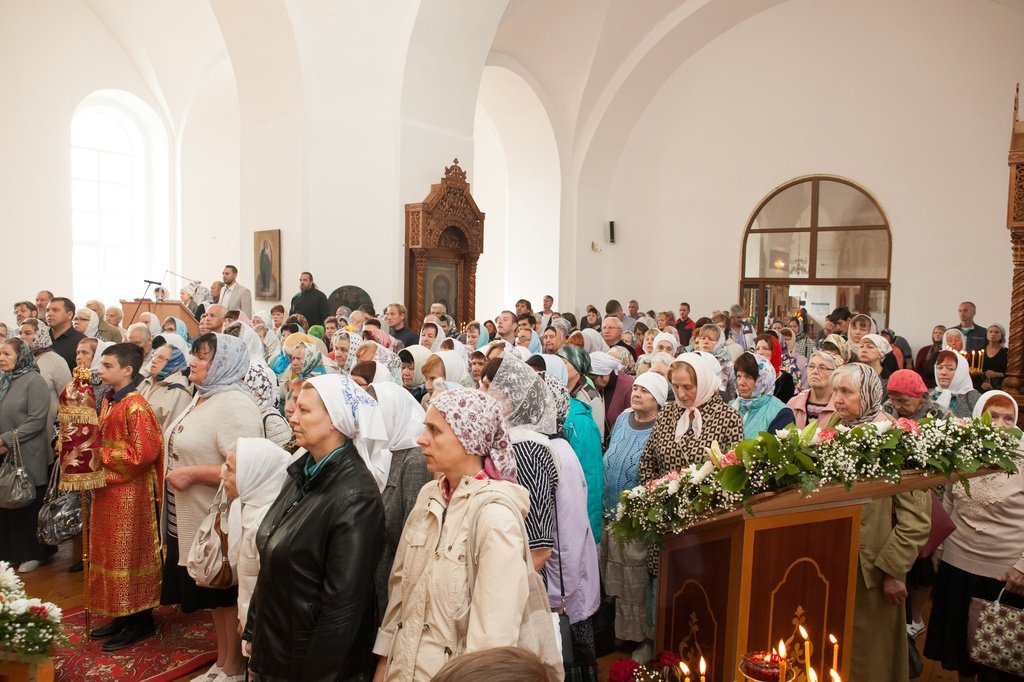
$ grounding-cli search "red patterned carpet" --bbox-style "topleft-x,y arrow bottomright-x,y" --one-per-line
54,606 -> 217,681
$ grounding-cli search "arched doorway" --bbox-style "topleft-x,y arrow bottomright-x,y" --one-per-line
740,176 -> 892,334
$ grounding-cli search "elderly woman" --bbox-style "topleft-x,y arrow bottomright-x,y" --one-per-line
925,390 -> 1024,679
162,333 -> 263,681
19,318 -> 71,435
483,354 -> 560,568
246,375 -> 386,681
787,350 -> 840,428
882,370 -> 950,421
639,353 -> 744,482
364,382 -> 432,620
858,332 -> 893,393
333,329 -> 364,375
221,438 -> 290,658
731,352 -> 794,439
693,323 -> 736,400
603,372 -> 670,653
788,316 -> 816,360
138,340 -> 193,431
831,364 -> 931,682
558,344 -> 606,440
0,338 -> 52,573
73,306 -> 100,338
914,325 -> 946,389
942,328 -> 967,353
930,350 -> 980,418
591,350 -> 634,437
373,388 -> 559,682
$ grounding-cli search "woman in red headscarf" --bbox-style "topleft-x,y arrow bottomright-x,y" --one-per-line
753,333 -> 795,402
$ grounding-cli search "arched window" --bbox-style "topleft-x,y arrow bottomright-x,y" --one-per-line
71,91 -> 170,307
740,176 -> 892,333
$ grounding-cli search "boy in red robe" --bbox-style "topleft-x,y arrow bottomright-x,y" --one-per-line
90,342 -> 164,651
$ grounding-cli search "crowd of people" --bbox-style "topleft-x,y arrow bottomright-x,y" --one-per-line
0,270 -> 1021,682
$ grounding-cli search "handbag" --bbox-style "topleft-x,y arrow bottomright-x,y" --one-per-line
186,483 -> 235,589
37,463 -> 82,545
918,490 -> 955,559
0,430 -> 36,510
908,634 -> 923,679
967,588 -> 1024,675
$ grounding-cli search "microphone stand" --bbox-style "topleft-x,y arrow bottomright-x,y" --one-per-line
128,281 -> 156,327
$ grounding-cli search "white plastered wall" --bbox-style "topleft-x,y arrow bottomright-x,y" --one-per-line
582,0 -> 1024,350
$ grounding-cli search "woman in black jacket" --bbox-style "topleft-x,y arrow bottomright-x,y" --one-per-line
245,374 -> 386,681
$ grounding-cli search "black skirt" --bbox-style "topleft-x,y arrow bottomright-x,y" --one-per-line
0,484 -> 51,565
924,561 -> 1024,679
160,531 -> 237,613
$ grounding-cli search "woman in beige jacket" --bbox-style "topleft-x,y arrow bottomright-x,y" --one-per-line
373,388 -> 561,682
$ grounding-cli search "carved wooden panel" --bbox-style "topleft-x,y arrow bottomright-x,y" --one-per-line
404,159 -> 485,328
1004,85 -> 1024,419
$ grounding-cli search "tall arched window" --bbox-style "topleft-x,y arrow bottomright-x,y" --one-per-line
740,176 -> 892,332
71,91 -> 169,307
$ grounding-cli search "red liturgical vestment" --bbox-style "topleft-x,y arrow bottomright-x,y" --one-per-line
90,389 -> 164,616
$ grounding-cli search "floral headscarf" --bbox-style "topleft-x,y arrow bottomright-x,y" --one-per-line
194,334 -> 250,398
740,352 -> 777,405
834,363 -> 884,426
306,374 -> 390,490
541,372 -> 571,428
823,333 -> 852,364
185,281 -> 213,306
333,330 -> 364,374
364,327 -> 392,350
0,340 -> 39,403
295,341 -> 326,381
431,388 -> 516,482
487,353 -> 556,436
27,320 -> 53,354
372,343 -> 403,384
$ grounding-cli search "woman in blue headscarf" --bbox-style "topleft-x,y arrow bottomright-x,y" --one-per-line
730,351 -> 794,439
138,336 -> 193,431
161,333 -> 264,681
161,316 -> 192,343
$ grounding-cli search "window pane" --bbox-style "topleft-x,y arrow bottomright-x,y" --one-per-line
815,229 -> 889,279
102,212 -> 132,243
817,180 -> 884,226
74,245 -> 99,274
752,182 -> 812,229
72,210 -> 98,242
866,287 -> 889,329
100,152 -> 132,184
744,231 -> 811,278
71,110 -> 131,153
71,148 -> 98,180
100,182 -> 132,214
71,179 -> 98,212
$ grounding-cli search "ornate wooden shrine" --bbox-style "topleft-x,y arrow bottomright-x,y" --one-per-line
1004,85 -> 1024,422
404,159 -> 485,328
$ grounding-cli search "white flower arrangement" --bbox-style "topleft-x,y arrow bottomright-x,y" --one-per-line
609,416 -> 1023,544
0,561 -> 64,658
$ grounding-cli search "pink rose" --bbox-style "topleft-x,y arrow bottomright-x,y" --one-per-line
817,429 -> 838,443
722,451 -> 739,466
894,417 -> 920,435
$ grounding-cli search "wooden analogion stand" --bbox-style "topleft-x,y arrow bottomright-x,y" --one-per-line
656,475 -> 954,682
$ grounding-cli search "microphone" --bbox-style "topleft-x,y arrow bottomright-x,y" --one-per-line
144,279 -> 162,285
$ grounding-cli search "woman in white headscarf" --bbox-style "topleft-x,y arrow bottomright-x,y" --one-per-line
162,333 -> 263,681
418,321 -> 444,352
222,438 -> 289,654
929,349 -> 981,418
73,306 -> 100,338
139,312 -> 162,336
246,375 -> 385,681
364,382 -> 432,619
580,328 -> 609,353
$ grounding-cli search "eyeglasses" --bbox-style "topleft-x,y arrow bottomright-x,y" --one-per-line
807,363 -> 834,373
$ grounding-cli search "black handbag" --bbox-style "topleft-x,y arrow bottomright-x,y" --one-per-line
0,430 -> 36,509
37,463 -> 82,545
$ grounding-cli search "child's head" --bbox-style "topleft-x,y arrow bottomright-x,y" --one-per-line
98,342 -> 144,388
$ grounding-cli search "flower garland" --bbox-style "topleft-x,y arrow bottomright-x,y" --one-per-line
0,561 -> 64,659
609,416 -> 1023,544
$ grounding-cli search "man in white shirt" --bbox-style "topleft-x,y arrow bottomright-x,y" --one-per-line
219,265 -> 252,317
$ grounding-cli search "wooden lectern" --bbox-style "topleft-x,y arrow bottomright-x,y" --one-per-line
657,473 -> 950,682
120,300 -> 199,338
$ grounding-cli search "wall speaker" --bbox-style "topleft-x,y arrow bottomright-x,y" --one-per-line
609,220 -> 615,243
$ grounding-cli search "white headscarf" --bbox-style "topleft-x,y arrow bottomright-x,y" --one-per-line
581,328 -> 609,353
634,370 -> 669,407
973,390 -> 1019,421
933,351 -> 974,408
673,352 -> 720,441
371,382 -> 425,452
252,310 -> 273,327
434,350 -> 471,386
79,307 -> 100,338
653,332 -> 679,354
861,333 -> 891,357
589,351 -> 623,377
90,340 -> 114,372
372,361 -> 396,384
419,321 -> 444,352
227,438 -> 290,565
305,374 -> 390,491
140,312 -> 162,335
539,354 -> 569,386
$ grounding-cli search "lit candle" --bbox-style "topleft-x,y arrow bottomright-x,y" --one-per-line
808,667 -> 818,682
830,671 -> 841,682
699,656 -> 707,682
829,634 -> 838,673
681,662 -> 690,682
778,640 -> 788,682
799,625 -> 811,674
